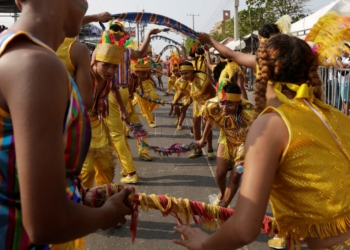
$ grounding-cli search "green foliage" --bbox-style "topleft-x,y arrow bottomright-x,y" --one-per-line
184,38 -> 197,54
210,0 -> 310,38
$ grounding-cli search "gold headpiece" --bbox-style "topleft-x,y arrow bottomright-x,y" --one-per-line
130,58 -> 150,71
95,30 -> 125,65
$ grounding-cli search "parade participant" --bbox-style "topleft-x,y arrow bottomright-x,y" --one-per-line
193,46 -> 207,72
166,50 -> 180,95
132,57 -> 161,128
203,41 -> 248,100
81,30 -> 127,188
0,0 -> 132,248
169,56 -> 192,130
198,81 -> 253,207
174,33 -> 350,250
154,54 -> 164,89
196,15 -> 291,70
106,21 -> 158,161
173,61 -> 216,158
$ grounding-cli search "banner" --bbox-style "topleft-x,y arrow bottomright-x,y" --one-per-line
111,12 -> 199,39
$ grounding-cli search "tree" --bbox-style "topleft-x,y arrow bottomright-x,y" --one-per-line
209,0 -> 310,38
184,38 -> 197,54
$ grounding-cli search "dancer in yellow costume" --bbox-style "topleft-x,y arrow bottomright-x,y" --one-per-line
198,82 -> 253,208
81,31 -> 124,188
166,51 -> 180,94
174,34 -> 350,250
106,21 -> 157,162
172,61 -> 216,159
168,55 -> 191,130
132,57 -> 161,128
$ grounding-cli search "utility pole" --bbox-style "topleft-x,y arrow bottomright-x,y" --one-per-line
234,0 -> 239,41
187,13 -> 199,30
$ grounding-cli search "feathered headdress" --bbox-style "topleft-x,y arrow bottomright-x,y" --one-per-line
169,54 -> 181,71
275,15 -> 292,35
305,11 -> 350,67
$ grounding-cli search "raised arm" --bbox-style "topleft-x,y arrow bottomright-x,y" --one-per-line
196,33 -> 256,69
82,12 -> 113,26
130,29 -> 161,60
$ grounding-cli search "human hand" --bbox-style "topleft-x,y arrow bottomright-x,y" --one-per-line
94,12 -> 113,22
149,28 -> 162,35
203,45 -> 210,52
196,139 -> 207,149
173,225 -> 210,249
100,186 -> 134,229
196,33 -> 212,45
83,187 -> 107,207
120,108 -> 130,122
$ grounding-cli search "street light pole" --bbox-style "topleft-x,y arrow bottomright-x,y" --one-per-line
234,0 -> 239,41
187,14 -> 199,30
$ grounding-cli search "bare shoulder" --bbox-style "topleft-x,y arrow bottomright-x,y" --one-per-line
71,41 -> 90,58
0,38 -> 67,111
247,112 -> 288,147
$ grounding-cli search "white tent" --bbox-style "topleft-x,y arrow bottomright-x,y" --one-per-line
291,0 -> 350,39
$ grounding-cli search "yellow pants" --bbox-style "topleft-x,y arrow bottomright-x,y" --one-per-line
81,117 -> 114,188
128,98 -> 150,155
137,96 -> 157,123
106,90 -> 137,175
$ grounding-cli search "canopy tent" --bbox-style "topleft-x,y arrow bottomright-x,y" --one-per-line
211,31 -> 259,54
291,0 -> 350,39
209,37 -> 234,53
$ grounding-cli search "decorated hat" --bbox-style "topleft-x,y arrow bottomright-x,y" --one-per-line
216,78 -> 241,102
96,30 -> 134,65
130,57 -> 151,71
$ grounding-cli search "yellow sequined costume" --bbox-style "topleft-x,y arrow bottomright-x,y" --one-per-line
136,78 -> 160,124
262,82 -> 350,249
174,77 -> 191,105
218,61 -> 244,84
203,98 -> 254,162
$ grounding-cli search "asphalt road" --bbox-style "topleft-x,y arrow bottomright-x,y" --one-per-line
85,76 -> 276,250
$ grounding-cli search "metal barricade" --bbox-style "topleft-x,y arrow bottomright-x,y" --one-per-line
319,66 -> 350,116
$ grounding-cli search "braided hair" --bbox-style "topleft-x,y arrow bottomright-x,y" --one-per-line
254,34 -> 323,117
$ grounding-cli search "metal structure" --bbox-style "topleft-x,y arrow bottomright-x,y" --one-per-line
0,0 -> 20,21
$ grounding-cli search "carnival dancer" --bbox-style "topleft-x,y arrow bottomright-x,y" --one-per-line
81,30 -> 127,188
172,61 -> 216,158
198,81 -> 253,207
174,33 -> 350,250
166,50 -> 180,95
153,53 -> 164,89
169,57 -> 192,130
132,57 -> 162,128
206,50 -> 248,100
106,21 -> 157,162
0,0 -> 132,249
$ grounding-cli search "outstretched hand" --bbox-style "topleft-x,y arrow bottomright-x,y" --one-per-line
95,12 -> 113,22
149,28 -> 162,35
196,33 -> 212,45
173,225 -> 210,250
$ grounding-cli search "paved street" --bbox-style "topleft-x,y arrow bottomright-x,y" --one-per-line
85,76 -> 273,250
